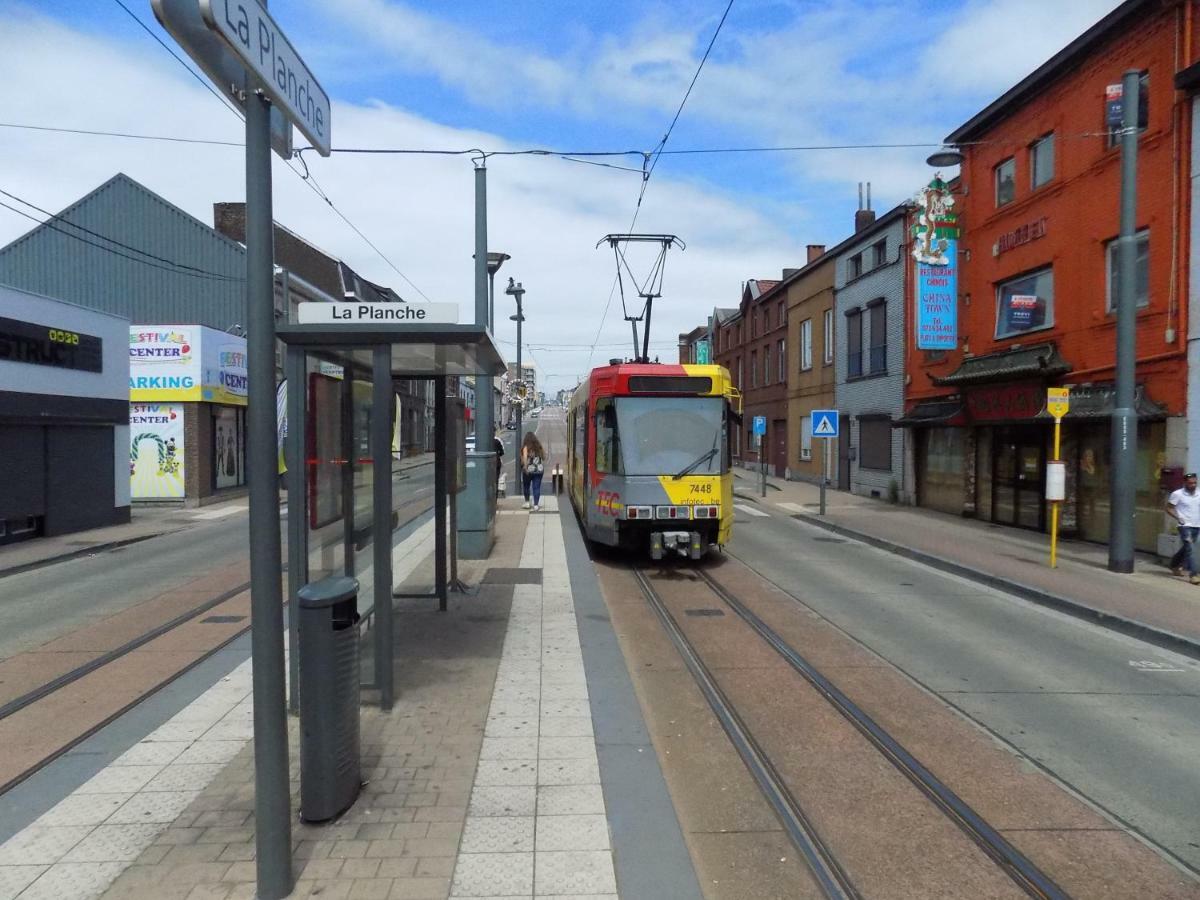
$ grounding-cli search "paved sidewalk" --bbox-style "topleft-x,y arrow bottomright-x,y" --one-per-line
738,472 -> 1200,653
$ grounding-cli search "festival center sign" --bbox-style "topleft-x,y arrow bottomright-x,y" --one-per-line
129,325 -> 247,404
912,176 -> 959,350
130,403 -> 185,498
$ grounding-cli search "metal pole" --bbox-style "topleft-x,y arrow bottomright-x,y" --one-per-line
474,165 -> 493,449
515,296 -> 524,488
759,425 -> 766,498
244,88 -> 292,900
1050,418 -> 1062,569
372,347 -> 394,710
1109,68 -> 1141,573
284,344 -> 305,716
434,377 -> 448,611
820,435 -> 827,516
642,297 -> 654,363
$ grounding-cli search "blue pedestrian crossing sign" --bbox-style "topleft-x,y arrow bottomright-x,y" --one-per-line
752,415 -> 767,436
811,409 -> 839,438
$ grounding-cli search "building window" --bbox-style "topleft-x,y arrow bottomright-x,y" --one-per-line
737,357 -> 743,389
800,415 -> 812,461
800,319 -> 813,371
996,267 -> 1054,337
750,350 -> 757,387
859,417 -> 892,471
849,253 -> 863,279
873,240 -> 887,267
823,309 -> 834,365
1108,71 -> 1149,148
868,301 -> 886,374
778,338 -> 786,383
847,309 -> 863,377
778,301 -> 785,328
1030,133 -> 1054,188
1105,229 -> 1150,311
762,345 -> 771,386
995,157 -> 1016,207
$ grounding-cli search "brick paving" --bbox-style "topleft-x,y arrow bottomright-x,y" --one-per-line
82,503 -> 529,900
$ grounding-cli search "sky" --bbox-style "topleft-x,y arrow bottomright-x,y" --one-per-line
0,0 -> 1123,394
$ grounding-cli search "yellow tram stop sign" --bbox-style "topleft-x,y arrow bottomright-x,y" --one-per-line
1047,387 -> 1070,420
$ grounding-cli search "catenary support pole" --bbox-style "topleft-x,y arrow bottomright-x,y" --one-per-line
372,347 -> 394,709
245,88 -> 292,900
474,165 -> 493,452
515,296 -> 524,488
1109,68 -> 1141,573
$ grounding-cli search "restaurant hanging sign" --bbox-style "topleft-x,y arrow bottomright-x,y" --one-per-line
912,176 -> 959,350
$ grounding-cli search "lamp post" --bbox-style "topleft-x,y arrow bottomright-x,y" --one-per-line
505,277 -> 526,487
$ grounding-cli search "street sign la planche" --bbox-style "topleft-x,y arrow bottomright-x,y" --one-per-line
199,0 -> 331,156
152,0 -> 293,158
296,302 -> 459,325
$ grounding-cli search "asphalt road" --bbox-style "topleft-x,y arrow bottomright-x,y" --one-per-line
0,464 -> 435,661
724,486 -> 1200,873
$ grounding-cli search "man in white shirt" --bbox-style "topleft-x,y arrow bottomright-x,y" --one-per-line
1166,472 -> 1200,584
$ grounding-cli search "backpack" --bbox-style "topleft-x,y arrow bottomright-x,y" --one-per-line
525,454 -> 543,475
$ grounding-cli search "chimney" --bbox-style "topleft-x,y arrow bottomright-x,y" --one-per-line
213,202 -> 247,242
806,244 -> 826,264
854,182 -> 876,233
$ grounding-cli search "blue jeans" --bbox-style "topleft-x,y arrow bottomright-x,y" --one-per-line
522,472 -> 543,505
1170,526 -> 1200,575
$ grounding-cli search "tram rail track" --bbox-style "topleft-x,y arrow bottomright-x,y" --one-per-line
0,493 -> 435,796
632,563 -> 1070,900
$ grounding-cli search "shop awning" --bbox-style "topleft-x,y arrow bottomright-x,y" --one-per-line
894,398 -> 966,427
933,342 -> 1072,387
1032,384 -> 1167,421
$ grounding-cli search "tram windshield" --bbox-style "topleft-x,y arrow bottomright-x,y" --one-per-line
615,396 -> 725,476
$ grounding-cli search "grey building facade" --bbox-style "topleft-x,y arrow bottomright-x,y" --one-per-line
833,205 -> 911,502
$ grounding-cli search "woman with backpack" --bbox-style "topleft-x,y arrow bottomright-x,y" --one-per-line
520,431 -> 545,511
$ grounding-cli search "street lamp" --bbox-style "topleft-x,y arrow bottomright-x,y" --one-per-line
486,252 -> 510,333
926,146 -> 964,168
505,277 -> 526,488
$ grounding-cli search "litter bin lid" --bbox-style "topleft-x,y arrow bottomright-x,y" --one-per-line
297,575 -> 359,609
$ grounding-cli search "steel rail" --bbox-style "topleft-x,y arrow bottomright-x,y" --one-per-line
632,567 -> 861,900
696,568 -> 1070,900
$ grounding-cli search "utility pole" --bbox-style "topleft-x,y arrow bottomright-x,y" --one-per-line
473,162 -> 492,456
506,278 -> 526,487
1109,68 -> 1140,573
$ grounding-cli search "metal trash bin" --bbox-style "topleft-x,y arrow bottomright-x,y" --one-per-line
297,575 -> 361,822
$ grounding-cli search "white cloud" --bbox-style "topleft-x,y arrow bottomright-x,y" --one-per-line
0,8 -> 797,392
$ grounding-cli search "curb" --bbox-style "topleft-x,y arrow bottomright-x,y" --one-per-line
791,512 -> 1200,662
0,533 -> 164,580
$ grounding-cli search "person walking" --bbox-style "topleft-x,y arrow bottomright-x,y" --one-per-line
1166,472 -> 1200,584
520,431 -> 545,512
493,430 -> 505,494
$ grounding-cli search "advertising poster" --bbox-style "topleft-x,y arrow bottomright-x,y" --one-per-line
202,336 -> 248,405
916,239 -> 958,350
128,326 -> 247,404
130,403 -> 185,498
1008,294 -> 1039,329
214,406 -> 245,489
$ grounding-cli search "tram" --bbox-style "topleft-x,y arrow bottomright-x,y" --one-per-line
566,361 -> 740,559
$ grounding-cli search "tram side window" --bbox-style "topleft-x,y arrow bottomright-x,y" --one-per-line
595,398 -> 621,474
573,408 -> 586,477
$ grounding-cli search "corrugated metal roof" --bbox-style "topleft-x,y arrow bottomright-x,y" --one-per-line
0,173 -> 246,329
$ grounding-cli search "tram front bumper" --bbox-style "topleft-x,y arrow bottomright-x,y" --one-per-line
651,530 -> 704,561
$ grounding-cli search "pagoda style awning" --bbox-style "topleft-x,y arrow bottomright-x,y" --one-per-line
1032,384 -> 1167,421
932,342 -> 1071,387
894,398 -> 966,427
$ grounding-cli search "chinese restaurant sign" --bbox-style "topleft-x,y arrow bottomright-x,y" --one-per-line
912,177 -> 959,350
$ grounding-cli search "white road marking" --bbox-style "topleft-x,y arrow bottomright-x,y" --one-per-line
191,505 -> 247,520
774,501 -> 808,514
1129,659 -> 1188,673
734,503 -> 770,518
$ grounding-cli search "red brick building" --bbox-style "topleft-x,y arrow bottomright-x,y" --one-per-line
903,0 -> 1192,553
714,278 -> 790,474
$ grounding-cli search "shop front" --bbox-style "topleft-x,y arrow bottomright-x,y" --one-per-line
128,324 -> 249,504
905,344 -> 1169,553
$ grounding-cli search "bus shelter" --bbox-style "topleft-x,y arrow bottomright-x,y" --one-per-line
279,321 -> 504,711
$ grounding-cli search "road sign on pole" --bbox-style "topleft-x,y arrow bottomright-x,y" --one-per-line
151,0 -> 294,158
199,0 -> 331,155
1047,387 -> 1070,420
1047,388 -> 1069,568
752,415 -> 766,436
811,409 -> 839,438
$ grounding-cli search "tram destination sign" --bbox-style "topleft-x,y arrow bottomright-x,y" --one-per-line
297,303 -> 460,325
199,0 -> 331,155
